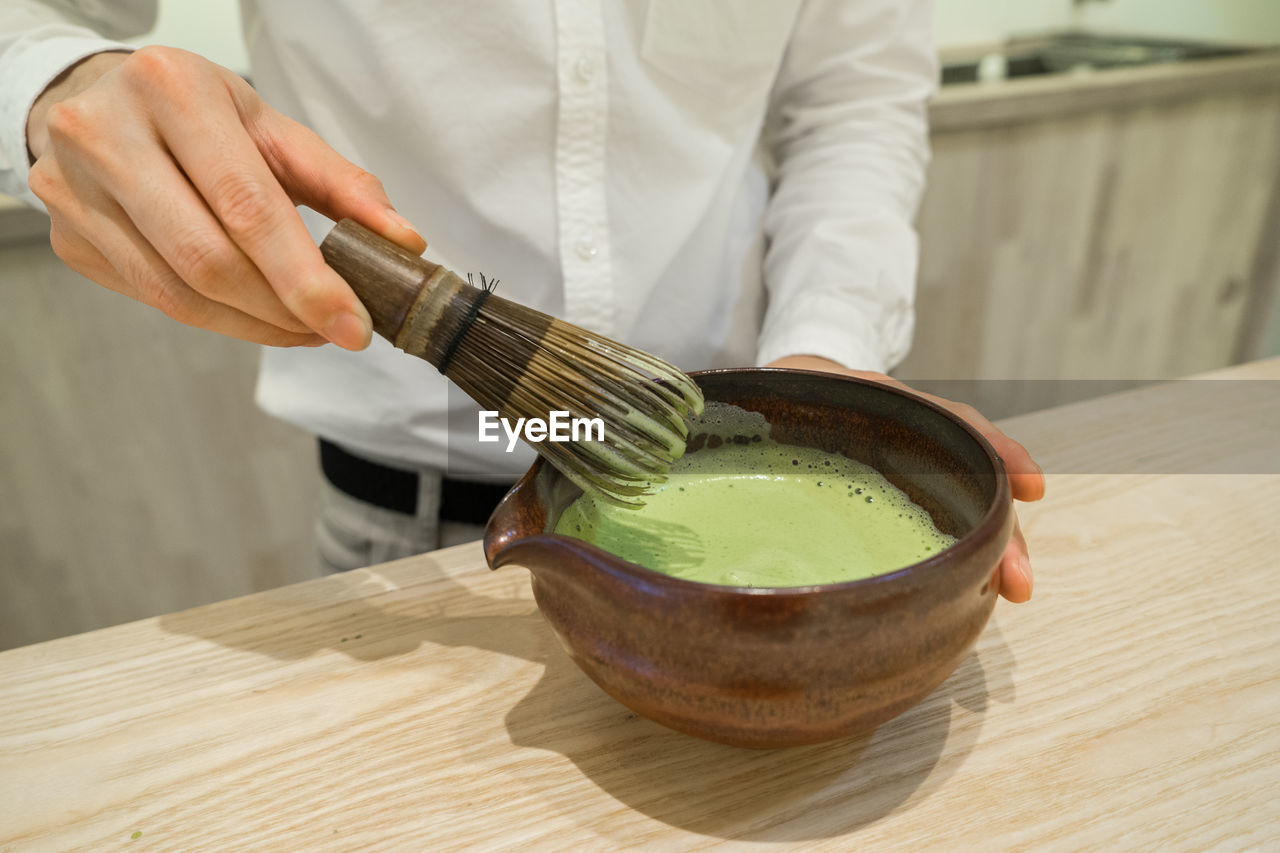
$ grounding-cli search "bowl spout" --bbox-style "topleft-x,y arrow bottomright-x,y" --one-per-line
484,463 -> 549,571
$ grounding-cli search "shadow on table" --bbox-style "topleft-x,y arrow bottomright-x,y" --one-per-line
156,555 -> 548,663
158,553 -> 1015,841
502,627 -> 1013,842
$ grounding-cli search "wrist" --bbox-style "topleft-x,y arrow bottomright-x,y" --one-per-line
764,355 -> 893,384
26,50 -> 131,162
766,354 -> 843,371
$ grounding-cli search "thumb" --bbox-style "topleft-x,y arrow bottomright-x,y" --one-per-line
250,105 -> 427,254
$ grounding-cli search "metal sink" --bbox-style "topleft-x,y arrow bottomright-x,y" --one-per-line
941,32 -> 1254,85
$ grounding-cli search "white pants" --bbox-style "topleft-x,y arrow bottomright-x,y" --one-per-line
314,466 -> 487,573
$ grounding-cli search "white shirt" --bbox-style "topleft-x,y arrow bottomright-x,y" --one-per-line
1,0 -> 936,481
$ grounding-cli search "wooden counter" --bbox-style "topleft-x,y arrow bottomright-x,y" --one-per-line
930,50 -> 1280,131
1,359 -> 1277,850
906,51 -> 1280,391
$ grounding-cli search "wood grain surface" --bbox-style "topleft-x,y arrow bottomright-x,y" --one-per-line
906,54 -> 1280,399
1,359 -> 1277,851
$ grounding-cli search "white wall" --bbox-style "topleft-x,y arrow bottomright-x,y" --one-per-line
934,0 -> 1280,48
1077,0 -> 1280,46
127,1 -> 1280,70
934,0 -> 1074,48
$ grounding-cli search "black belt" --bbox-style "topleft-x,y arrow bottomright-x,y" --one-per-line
318,439 -> 514,524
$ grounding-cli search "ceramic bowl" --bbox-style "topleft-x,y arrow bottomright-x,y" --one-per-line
483,368 -> 1013,748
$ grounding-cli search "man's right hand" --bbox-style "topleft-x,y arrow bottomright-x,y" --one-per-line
25,46 -> 426,349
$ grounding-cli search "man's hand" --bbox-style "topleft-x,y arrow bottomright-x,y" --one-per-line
766,355 -> 1044,604
26,47 -> 427,348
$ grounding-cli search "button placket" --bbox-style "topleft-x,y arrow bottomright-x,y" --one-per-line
553,0 -> 613,336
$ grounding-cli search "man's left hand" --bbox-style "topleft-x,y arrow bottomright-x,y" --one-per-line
766,355 -> 1044,604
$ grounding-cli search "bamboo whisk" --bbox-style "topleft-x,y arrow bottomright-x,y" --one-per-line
319,219 -> 704,505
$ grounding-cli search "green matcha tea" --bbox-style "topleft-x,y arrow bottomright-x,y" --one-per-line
553,403 -> 957,587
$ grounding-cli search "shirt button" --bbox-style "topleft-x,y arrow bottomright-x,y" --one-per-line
575,236 -> 598,260
573,55 -> 595,82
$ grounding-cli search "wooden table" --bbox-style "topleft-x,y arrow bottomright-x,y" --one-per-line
2,360 -> 1277,851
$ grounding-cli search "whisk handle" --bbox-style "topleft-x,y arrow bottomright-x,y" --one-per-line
319,218 -> 443,343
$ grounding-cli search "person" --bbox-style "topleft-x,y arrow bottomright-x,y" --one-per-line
1,0 -> 1043,600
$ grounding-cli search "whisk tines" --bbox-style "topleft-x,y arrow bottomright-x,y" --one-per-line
467,272 -> 499,293
442,296 -> 704,505
319,218 -> 704,506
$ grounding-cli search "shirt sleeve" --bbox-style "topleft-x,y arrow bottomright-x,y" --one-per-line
755,0 -> 937,373
0,0 -> 156,206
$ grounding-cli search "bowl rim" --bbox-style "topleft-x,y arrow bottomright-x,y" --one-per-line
485,367 -> 1012,597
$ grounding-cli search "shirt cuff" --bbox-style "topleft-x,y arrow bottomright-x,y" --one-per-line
0,27 -> 133,207
754,291 -> 913,374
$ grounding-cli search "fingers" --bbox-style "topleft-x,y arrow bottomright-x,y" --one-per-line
45,206 -> 325,349
120,157 -> 314,335
891,381 -> 1040,602
984,428 -> 1046,503
926,398 -> 1046,504
759,361 -> 1040,604
774,363 -> 1048,504
31,47 -> 337,348
834,371 -> 1047,504
45,105 -> 314,336
128,49 -> 372,349
998,514 -> 1033,603
913,393 -> 1040,603
29,46 -> 420,352
247,102 -> 428,255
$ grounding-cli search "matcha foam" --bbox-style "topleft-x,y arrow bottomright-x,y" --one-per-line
553,402 -> 957,587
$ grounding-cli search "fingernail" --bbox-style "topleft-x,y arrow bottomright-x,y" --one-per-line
1019,554 -> 1034,596
387,210 -> 425,246
323,309 -> 372,350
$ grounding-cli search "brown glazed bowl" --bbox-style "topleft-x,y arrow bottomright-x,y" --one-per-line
483,368 -> 1013,748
